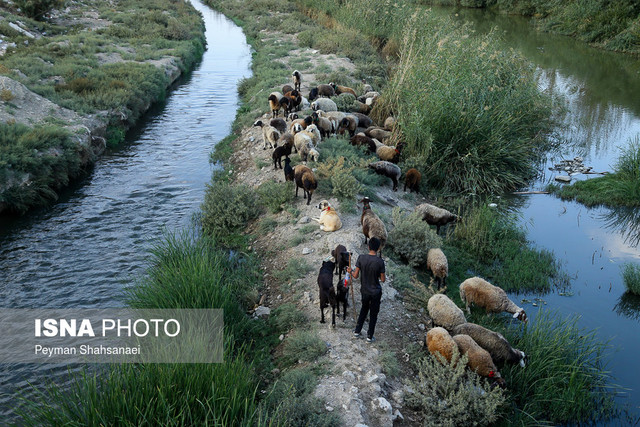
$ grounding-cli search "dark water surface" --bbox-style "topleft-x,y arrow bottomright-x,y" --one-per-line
439,7 -> 640,418
0,0 -> 251,419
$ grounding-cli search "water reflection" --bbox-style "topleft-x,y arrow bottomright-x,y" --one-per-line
614,292 -> 640,322
601,206 -> 640,248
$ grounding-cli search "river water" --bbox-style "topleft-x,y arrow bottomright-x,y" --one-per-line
442,7 -> 640,419
0,0 -> 251,419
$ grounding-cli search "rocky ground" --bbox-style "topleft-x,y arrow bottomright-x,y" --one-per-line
227,37 -> 440,423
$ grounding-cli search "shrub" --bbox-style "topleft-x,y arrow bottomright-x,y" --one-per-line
331,170 -> 362,202
406,351 -> 505,426
388,208 -> 442,267
271,303 -> 307,332
0,89 -> 14,102
257,180 -> 294,213
201,180 -> 258,241
15,0 -> 63,20
331,92 -> 357,111
622,263 -> 640,295
281,330 -> 327,365
272,257 -> 312,284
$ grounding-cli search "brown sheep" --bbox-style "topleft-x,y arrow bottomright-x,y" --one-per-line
293,165 -> 317,205
292,70 -> 302,92
272,136 -> 293,169
365,126 -> 392,141
268,92 -> 283,118
452,334 -> 506,388
350,133 -> 377,153
338,115 -> 358,137
404,168 -> 421,193
360,197 -> 387,257
351,112 -> 373,129
426,327 -> 458,364
329,82 -> 357,97
270,118 -> 287,134
426,248 -> 448,290
459,277 -> 527,323
413,203 -> 459,234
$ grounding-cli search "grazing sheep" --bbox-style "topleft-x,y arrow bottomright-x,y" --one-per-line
283,89 -> 302,113
413,203 -> 459,234
320,110 -> 347,123
308,147 -> 320,162
318,258 -> 337,326
427,293 -> 466,331
270,118 -> 287,134
350,133 -> 377,153
452,334 -> 506,388
365,127 -> 392,141
283,157 -> 294,182
294,164 -> 317,205
282,84 -> 294,95
338,115 -> 358,137
368,161 -> 402,191
313,200 -> 342,232
384,116 -> 396,131
362,83 -> 373,93
427,248 -> 448,290
272,136 -> 293,169
311,112 -> 334,138
303,124 -> 321,146
329,82 -> 357,97
351,100 -> 371,114
359,197 -> 387,257
268,92 -> 283,118
292,70 -> 302,92
459,277 -> 528,323
253,120 -> 281,150
311,98 -> 338,112
295,136 -> 313,161
331,244 -> 350,279
376,141 -> 404,164
351,112 -> 373,129
404,168 -> 421,193
317,84 -> 335,97
426,327 -> 458,364
452,322 -> 526,367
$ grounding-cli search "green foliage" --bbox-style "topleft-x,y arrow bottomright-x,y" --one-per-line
271,303 -> 308,332
406,351 -> 506,426
388,208 -> 443,267
622,263 -> 640,295
451,203 -> 566,292
257,180 -> 295,213
552,138 -> 640,208
331,170 -> 362,202
14,0 -> 63,20
331,92 -> 357,111
272,257 -> 312,284
281,330 -> 327,365
0,123 -> 85,213
201,180 -> 259,243
479,310 -> 619,425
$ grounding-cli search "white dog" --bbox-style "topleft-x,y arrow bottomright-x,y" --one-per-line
313,200 -> 342,232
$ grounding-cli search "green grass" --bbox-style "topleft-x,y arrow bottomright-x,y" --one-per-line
551,138 -> 640,208
272,257 -> 312,284
280,330 -> 327,366
622,262 -> 640,295
420,0 -> 640,55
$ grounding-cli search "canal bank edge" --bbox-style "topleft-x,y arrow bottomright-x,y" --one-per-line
0,0 -> 206,215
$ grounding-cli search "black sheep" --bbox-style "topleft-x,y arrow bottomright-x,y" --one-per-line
318,259 -> 337,326
283,157 -> 294,182
272,142 -> 292,170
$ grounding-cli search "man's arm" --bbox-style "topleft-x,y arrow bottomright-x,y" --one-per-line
351,267 -> 360,279
379,272 -> 385,283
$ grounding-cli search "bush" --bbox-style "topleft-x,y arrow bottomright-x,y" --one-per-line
281,330 -> 327,365
331,92 -> 357,111
331,170 -> 362,202
257,180 -> 294,213
201,180 -> 258,241
406,351 -> 505,426
388,208 -> 442,267
622,263 -> 640,295
271,303 -> 308,332
15,0 -> 63,20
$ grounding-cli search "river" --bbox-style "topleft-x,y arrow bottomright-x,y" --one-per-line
0,0 -> 251,420
441,6 -> 640,420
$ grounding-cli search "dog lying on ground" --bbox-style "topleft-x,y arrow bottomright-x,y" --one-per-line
313,200 -> 342,232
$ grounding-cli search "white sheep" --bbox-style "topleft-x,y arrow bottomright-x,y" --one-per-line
311,98 -> 338,112
294,133 -> 313,160
413,203 -> 459,234
308,147 -> 320,162
304,124 -> 321,146
253,120 -> 281,150
427,293 -> 466,331
426,327 -> 457,364
459,277 -> 527,323
427,248 -> 448,290
452,322 -> 526,367
452,334 -> 506,388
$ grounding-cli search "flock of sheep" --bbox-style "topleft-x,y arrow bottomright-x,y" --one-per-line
255,70 -> 525,389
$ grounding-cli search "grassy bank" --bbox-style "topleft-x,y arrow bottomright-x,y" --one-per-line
550,139 -> 640,208
418,0 -> 640,55
0,0 -> 206,213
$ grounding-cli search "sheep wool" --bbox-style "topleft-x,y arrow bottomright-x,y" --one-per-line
404,168 -> 421,193
360,197 -> 387,256
293,164 -> 317,205
427,293 -> 466,331
311,98 -> 338,112
413,203 -> 459,234
308,147 -> 320,163
368,161 -> 401,191
269,118 -> 287,134
427,248 -> 448,290
292,70 -> 302,91
452,334 -> 506,388
459,277 -> 527,323
268,91 -> 283,118
452,322 -> 526,367
426,327 -> 457,364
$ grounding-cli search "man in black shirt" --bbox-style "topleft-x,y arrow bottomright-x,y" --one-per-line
347,237 -> 385,343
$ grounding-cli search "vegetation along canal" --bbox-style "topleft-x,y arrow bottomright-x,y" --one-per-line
443,6 -> 640,417
0,0 -> 251,418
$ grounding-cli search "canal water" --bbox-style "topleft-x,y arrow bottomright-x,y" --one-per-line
443,6 -> 640,418
0,0 -> 251,419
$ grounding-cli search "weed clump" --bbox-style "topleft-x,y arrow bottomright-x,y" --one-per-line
388,208 -> 442,267
257,180 -> 294,213
622,263 -> 640,295
201,180 -> 258,242
281,330 -> 327,365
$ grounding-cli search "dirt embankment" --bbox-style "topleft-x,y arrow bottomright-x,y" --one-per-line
227,33 -> 435,426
